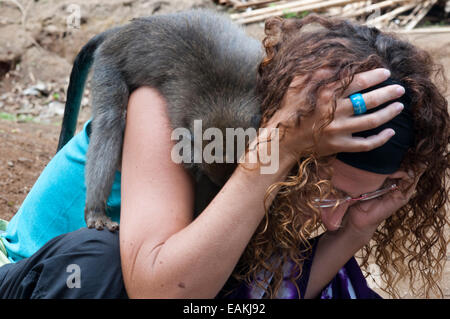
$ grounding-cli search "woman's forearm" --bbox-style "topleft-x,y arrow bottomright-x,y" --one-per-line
126,147 -> 295,298
303,227 -> 369,299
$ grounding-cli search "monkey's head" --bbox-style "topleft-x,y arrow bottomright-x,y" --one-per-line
199,161 -> 237,186
190,111 -> 262,187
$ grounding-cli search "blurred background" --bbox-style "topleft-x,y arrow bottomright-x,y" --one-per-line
0,0 -> 448,298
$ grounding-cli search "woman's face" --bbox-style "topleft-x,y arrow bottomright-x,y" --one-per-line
320,159 -> 389,231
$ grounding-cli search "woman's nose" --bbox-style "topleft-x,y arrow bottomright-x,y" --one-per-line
320,202 -> 349,231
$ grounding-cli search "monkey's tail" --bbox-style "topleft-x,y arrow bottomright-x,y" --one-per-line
56,28 -> 118,152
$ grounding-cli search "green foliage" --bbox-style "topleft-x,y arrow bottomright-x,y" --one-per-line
0,112 -> 35,123
0,112 -> 15,121
282,10 -> 310,19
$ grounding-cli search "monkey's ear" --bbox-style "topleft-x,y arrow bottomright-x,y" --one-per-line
250,114 -> 262,128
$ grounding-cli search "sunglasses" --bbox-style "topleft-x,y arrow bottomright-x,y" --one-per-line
313,183 -> 398,208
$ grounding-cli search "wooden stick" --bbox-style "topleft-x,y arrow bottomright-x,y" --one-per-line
395,26 -> 450,33
233,0 -> 365,24
399,2 -> 424,26
344,0 -> 372,12
234,0 -> 285,9
231,0 -> 323,20
327,1 -> 366,16
366,2 -> 417,27
228,0 -> 244,6
404,0 -> 437,30
341,0 -> 412,18
322,0 -> 367,17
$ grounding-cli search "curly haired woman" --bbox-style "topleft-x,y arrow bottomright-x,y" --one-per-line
222,14 -> 449,299
0,13 -> 448,299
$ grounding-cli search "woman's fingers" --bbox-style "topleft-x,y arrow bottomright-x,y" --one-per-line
388,170 -> 410,180
338,128 -> 395,153
390,166 -> 426,185
337,84 -> 405,117
341,68 -> 391,97
339,101 -> 404,133
388,167 -> 426,199
278,67 -> 409,157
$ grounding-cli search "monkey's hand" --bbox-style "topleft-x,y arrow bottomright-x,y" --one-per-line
85,208 -> 119,232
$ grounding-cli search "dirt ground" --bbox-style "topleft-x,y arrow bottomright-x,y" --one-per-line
0,0 -> 449,298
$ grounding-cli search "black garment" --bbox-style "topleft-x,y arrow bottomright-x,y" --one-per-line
0,227 -> 379,299
337,78 -> 414,174
0,228 -> 128,298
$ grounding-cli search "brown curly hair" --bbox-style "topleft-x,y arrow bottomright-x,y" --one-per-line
227,14 -> 450,299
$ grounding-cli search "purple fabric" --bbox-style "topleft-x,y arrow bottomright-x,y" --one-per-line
319,254 -> 382,299
216,235 -> 381,299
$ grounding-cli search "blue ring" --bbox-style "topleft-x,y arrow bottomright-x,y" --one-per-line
349,93 -> 367,115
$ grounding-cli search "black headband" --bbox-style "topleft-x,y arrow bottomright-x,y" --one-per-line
336,78 -> 415,174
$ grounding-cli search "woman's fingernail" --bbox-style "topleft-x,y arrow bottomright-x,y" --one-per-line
388,129 -> 396,137
396,103 -> 404,112
384,69 -> 391,77
397,86 -> 405,95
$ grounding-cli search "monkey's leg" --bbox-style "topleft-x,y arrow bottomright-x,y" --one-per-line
85,68 -> 128,231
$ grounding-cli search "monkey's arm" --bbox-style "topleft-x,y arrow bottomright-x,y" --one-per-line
119,87 -> 294,298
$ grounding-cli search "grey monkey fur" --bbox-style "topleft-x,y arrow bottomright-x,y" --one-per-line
69,9 -> 264,230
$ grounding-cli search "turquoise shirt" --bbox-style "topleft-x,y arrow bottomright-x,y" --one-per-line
0,120 -> 121,263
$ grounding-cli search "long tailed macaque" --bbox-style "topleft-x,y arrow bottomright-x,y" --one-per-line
58,9 -> 264,230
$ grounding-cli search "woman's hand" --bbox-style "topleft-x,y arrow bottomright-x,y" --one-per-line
264,68 -> 406,159
343,165 -> 426,241
305,165 -> 426,298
